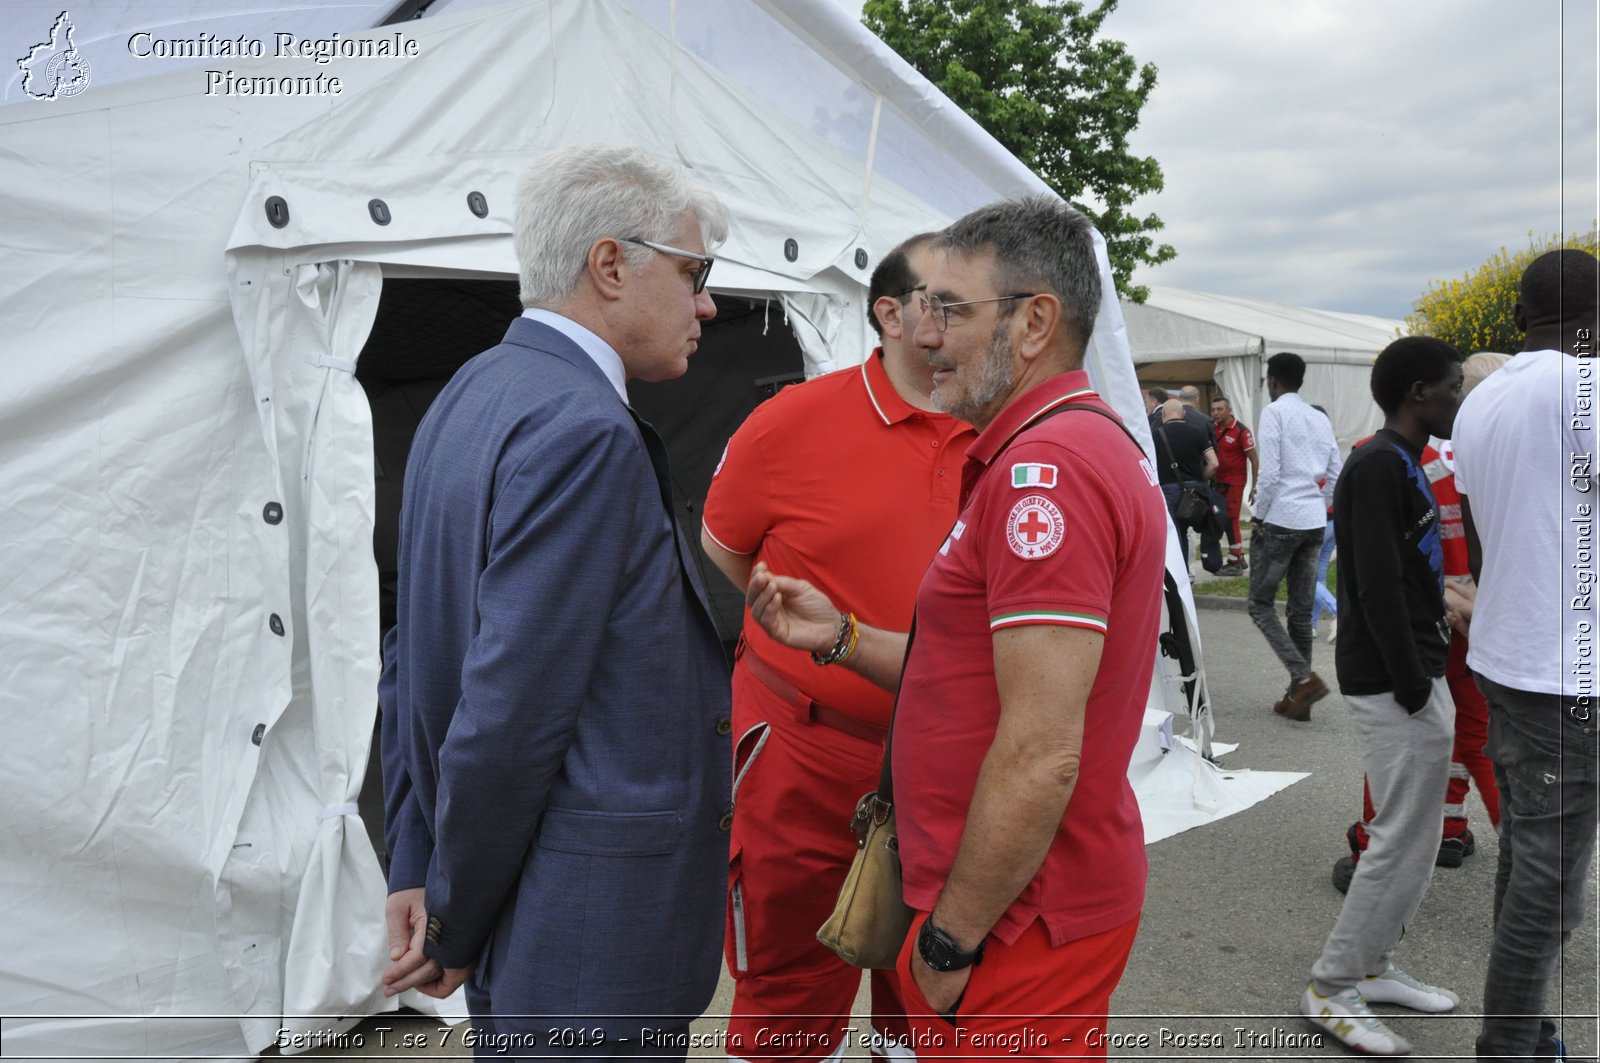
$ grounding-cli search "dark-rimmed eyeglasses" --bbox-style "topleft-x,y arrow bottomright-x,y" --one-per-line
624,236 -> 714,294
918,293 -> 1038,332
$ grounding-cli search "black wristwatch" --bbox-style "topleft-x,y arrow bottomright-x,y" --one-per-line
918,917 -> 985,971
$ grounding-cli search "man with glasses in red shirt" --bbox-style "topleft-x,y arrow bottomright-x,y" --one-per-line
745,197 -> 1165,1057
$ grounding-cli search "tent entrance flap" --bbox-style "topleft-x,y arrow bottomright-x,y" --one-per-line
356,278 -> 808,860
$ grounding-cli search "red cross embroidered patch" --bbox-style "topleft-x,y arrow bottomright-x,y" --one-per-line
1006,494 -> 1065,560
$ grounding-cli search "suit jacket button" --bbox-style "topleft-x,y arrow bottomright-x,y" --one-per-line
715,718 -> 732,736
718,810 -> 734,831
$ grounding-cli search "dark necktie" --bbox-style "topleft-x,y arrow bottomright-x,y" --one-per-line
628,408 -> 715,620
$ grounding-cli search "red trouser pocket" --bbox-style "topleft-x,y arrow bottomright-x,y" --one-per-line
726,841 -> 749,976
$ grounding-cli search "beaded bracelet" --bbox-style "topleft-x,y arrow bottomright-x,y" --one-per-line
812,611 -> 859,666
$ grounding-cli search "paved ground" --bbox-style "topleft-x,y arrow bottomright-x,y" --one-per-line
316,607 -> 1598,1061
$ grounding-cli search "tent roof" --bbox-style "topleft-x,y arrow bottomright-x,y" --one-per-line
1124,284 -> 1403,365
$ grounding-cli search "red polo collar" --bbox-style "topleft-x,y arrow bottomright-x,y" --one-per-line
859,348 -> 918,425
966,370 -> 1098,468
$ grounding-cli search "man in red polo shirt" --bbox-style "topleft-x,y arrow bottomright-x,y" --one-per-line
745,197 -> 1166,1057
700,232 -> 976,1062
1210,395 -> 1257,574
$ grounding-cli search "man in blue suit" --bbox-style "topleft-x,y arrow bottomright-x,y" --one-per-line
378,143 -> 733,1058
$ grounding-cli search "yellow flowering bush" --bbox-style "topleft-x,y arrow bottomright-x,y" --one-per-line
1406,229 -> 1598,353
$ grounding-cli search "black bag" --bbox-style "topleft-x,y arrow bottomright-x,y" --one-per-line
1174,486 -> 1210,525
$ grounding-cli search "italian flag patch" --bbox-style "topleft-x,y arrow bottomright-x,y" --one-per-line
1010,462 -> 1058,489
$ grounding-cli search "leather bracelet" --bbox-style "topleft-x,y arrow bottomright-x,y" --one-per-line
811,611 -> 858,666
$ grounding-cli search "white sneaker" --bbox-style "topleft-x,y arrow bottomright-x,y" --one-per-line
1326,618 -> 1338,642
1300,982 -> 1413,1055
1358,963 -> 1459,1013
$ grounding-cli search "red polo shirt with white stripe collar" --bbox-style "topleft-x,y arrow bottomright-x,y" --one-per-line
894,370 -> 1167,946
702,349 -> 975,726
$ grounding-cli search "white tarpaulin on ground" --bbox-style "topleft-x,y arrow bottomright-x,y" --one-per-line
1123,284 -> 1404,453
1131,716 -> 1308,844
0,2 -> 1294,1058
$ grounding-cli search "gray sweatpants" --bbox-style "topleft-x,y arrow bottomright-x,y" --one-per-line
1311,677 -> 1454,991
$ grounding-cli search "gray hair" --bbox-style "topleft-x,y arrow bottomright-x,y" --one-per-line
1461,351 -> 1510,396
933,195 -> 1101,356
513,143 -> 730,307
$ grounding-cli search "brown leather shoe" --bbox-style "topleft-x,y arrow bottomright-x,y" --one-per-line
1273,673 -> 1328,721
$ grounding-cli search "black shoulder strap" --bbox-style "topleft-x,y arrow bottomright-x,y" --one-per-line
1152,418 -> 1181,472
1050,401 -> 1150,461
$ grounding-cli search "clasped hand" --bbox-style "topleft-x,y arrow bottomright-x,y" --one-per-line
382,887 -> 470,999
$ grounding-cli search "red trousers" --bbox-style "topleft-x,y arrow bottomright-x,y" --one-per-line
895,911 -> 1140,1060
1444,634 -> 1500,831
725,660 -> 907,1062
1215,480 -> 1245,559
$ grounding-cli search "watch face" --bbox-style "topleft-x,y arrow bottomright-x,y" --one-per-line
918,919 -> 970,972
918,923 -> 954,970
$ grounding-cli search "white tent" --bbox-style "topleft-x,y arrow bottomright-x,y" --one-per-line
1123,284 -> 1404,452
0,2 -> 1293,1058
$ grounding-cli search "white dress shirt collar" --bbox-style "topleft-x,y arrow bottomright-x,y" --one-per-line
521,307 -> 628,403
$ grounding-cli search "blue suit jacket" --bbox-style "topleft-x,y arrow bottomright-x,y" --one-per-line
379,317 -> 732,1023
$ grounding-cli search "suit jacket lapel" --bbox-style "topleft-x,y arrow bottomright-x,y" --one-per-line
510,316 -> 719,627
628,409 -> 717,621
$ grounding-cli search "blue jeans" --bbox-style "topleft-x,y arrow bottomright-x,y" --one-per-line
1314,518 -> 1337,625
1247,522 -> 1325,680
1474,674 -> 1600,1062
1161,482 -> 1223,574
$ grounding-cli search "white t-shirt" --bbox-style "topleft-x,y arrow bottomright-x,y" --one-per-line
1453,348 -> 1599,697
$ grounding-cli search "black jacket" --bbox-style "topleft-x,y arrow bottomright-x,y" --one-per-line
1332,429 -> 1450,706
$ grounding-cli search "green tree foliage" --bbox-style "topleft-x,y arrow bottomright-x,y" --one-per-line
863,0 -> 1175,300
1406,229 -> 1599,353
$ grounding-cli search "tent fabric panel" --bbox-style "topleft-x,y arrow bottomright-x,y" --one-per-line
0,109 -> 115,327
1122,298 -> 1262,366
222,255 -> 396,1050
427,0 -> 1049,217
744,0 -> 1051,209
0,292 -> 289,1060
1216,354 -> 1264,449
1302,361 -> 1384,455
0,2 -> 394,107
1141,285 -> 1400,353
207,3 -> 943,291
225,159 -> 517,256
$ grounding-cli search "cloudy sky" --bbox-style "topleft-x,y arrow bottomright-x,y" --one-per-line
849,0 -> 1599,321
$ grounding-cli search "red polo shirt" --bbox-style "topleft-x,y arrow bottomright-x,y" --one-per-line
894,371 -> 1167,947
1212,416 -> 1254,484
702,350 -> 975,725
